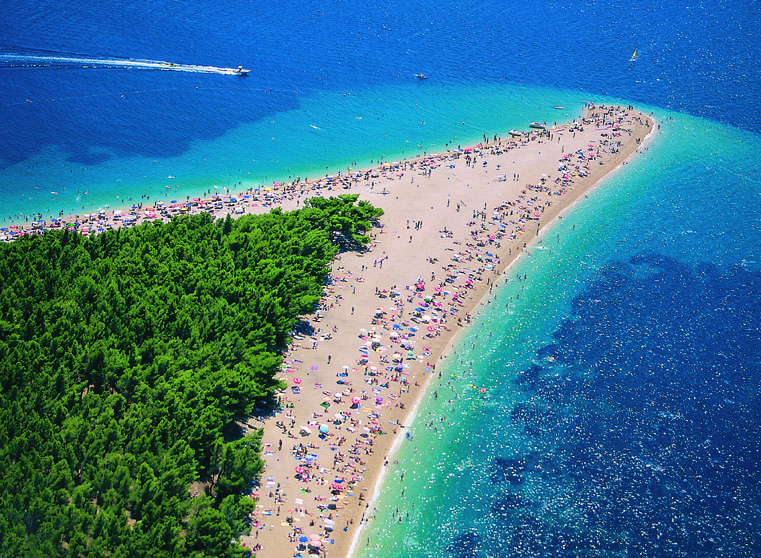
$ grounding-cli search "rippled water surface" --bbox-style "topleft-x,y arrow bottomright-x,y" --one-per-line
1,0 -> 759,219
2,1 -> 760,555
356,114 -> 761,556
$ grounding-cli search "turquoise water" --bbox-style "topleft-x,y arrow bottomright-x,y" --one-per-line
355,112 -> 761,556
3,0 -> 761,554
1,83 -> 590,222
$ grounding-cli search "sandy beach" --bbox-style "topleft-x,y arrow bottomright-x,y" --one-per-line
4,104 -> 654,557
230,105 -> 654,557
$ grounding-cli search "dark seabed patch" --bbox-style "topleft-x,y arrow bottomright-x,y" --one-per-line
490,456 -> 530,485
485,254 -> 761,557
446,530 -> 481,558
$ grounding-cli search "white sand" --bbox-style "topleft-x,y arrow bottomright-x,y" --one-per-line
237,105 -> 654,557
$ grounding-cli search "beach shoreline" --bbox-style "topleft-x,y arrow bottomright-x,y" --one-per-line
0,106 -> 591,240
344,111 -> 658,558
237,105 -> 654,557
2,104 -> 654,557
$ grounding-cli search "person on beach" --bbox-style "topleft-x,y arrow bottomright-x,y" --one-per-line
8,108 -> 652,557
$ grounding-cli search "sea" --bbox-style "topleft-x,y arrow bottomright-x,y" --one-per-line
2,0 -> 760,556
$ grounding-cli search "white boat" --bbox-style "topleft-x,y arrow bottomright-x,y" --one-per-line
415,73 -> 427,80
629,49 -> 637,62
508,129 -> 522,137
235,65 -> 250,75
529,122 -> 546,129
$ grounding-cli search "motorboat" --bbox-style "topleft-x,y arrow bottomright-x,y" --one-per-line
529,122 -> 546,129
415,73 -> 428,80
235,65 -> 250,75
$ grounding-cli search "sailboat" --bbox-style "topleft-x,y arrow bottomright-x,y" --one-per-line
629,49 -> 637,62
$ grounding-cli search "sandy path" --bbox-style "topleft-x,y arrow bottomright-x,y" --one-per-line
238,105 -> 654,557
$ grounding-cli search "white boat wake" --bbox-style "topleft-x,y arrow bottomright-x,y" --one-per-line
0,49 -> 249,76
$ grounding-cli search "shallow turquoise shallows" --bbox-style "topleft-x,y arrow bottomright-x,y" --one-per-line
2,0 -> 760,554
354,111 -> 761,556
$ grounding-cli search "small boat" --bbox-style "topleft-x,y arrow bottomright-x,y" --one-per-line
629,49 -> 637,62
508,130 -> 522,137
415,73 -> 428,80
529,122 -> 546,129
235,65 -> 250,75
553,105 -> 565,110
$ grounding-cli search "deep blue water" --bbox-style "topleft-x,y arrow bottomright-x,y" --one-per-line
512,254 -> 761,555
2,1 -> 761,556
1,0 -> 760,173
357,113 -> 761,556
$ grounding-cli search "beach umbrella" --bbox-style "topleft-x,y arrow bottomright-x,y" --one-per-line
293,377 -> 302,384
319,424 -> 329,433
299,536 -> 308,543
295,466 -> 305,474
